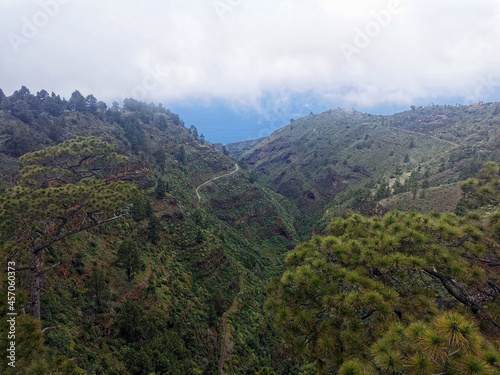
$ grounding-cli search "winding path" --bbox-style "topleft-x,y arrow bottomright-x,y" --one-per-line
195,163 -> 240,205
219,275 -> 245,375
388,126 -> 459,147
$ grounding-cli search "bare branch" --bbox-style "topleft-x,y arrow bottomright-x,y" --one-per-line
424,268 -> 500,328
41,326 -> 56,333
31,213 -> 125,255
39,262 -> 61,276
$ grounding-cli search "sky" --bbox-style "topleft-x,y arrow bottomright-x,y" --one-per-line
1,0 -> 500,143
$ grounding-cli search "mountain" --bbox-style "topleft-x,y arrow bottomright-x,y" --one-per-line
230,103 -> 500,235
0,87 -> 297,374
1,87 -> 499,374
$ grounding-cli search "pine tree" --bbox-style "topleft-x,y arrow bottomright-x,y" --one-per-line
249,169 -> 258,183
368,313 -> 498,375
155,177 -> 167,199
0,137 -> 137,323
176,145 -> 186,164
147,214 -> 162,244
116,239 -> 144,280
266,211 -> 500,373
68,90 -> 87,112
84,268 -> 111,314
189,125 -> 199,140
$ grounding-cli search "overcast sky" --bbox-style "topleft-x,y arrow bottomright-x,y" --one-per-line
1,0 -> 500,113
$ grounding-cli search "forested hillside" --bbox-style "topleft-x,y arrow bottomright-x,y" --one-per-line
0,87 -> 298,374
266,163 -> 500,373
232,104 -> 500,236
0,87 -> 499,375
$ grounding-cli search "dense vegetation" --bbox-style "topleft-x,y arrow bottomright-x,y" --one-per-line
266,207 -> 500,373
234,104 -> 500,236
0,87 -> 297,374
0,87 -> 499,374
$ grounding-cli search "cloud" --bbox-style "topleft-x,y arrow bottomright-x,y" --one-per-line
1,0 -> 499,109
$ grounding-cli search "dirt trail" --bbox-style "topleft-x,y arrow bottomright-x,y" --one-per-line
388,126 -> 459,147
196,163 -> 239,205
219,275 -> 245,375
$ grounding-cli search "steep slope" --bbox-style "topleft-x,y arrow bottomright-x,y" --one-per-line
233,104 -> 500,235
0,88 -> 297,374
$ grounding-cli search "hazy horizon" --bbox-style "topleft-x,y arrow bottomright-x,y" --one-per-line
1,0 -> 500,142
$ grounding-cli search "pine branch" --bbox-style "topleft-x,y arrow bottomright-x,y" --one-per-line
39,262 -> 61,276
31,213 -> 125,255
424,268 -> 500,328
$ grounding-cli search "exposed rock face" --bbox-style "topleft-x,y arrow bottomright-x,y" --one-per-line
351,165 -> 372,177
354,201 -> 388,217
207,178 -> 297,243
225,137 -> 266,158
244,137 -> 292,165
156,195 -> 185,222
315,168 -> 345,198
277,177 -> 303,199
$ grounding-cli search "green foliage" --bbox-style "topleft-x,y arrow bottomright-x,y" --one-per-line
155,177 -> 167,199
130,196 -> 151,221
0,174 -> 136,254
249,169 -> 258,183
0,122 -> 37,157
461,162 -> 500,206
147,214 -> 162,244
19,136 -> 128,187
3,88 -> 500,374
375,182 -> 391,200
368,312 -> 498,375
122,117 -> 147,151
266,211 -> 500,373
69,90 -> 87,112
116,301 -> 145,342
84,268 -> 111,314
189,125 -> 199,140
0,89 -> 297,373
175,145 -> 186,164
256,367 -> 277,375
0,136 -> 137,324
154,114 -> 168,131
116,239 -> 145,280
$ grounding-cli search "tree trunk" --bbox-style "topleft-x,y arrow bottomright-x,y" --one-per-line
29,249 -> 42,322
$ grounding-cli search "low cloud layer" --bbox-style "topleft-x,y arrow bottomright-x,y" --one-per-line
1,0 -> 500,109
